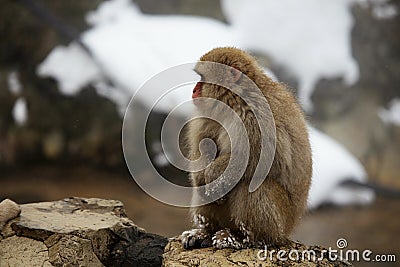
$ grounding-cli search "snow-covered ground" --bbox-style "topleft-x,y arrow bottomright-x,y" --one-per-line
38,0 -> 368,112
36,0 -> 381,208
378,98 -> 400,126
308,126 -> 374,209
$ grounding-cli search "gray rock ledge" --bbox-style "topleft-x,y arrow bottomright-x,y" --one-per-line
0,197 -> 167,266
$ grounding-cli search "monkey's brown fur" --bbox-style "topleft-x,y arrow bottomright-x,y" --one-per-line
183,47 -> 312,248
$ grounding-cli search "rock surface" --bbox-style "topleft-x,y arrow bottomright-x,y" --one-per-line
0,197 -> 167,267
0,198 -> 351,266
0,199 -> 21,229
164,238 -> 351,267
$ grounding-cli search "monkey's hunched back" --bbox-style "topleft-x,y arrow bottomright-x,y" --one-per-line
181,47 -> 312,249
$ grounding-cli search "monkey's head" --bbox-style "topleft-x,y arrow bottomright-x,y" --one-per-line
192,47 -> 263,107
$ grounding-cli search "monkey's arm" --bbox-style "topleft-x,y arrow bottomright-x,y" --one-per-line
204,154 -> 230,184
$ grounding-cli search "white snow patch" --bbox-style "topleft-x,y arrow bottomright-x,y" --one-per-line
12,97 -> 28,126
373,4 -> 398,19
37,43 -> 102,95
378,98 -> 400,126
222,0 -> 360,111
359,0 -> 399,19
86,0 -> 141,26
7,71 -> 22,95
308,126 -> 375,209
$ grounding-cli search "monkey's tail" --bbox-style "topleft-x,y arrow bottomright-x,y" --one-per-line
340,179 -> 400,199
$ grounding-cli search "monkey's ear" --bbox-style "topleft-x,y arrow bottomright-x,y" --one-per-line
230,64 -> 242,83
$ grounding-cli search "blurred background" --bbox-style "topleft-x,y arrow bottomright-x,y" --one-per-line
0,0 -> 399,266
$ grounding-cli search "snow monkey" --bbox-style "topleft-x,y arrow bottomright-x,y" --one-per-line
181,47 -> 312,249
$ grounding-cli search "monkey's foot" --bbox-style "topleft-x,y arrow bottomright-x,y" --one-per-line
181,228 -> 212,249
212,229 -> 243,249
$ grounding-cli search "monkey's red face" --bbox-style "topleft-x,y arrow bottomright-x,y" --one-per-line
192,82 -> 202,99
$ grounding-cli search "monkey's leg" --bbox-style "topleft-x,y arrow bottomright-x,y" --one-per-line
181,214 -> 213,249
230,181 -> 293,247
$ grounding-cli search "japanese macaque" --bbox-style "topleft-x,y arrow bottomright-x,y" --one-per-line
0,199 -> 20,231
181,47 -> 312,249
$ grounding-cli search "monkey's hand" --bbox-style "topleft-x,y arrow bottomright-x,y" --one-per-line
181,228 -> 212,249
204,154 -> 231,184
204,154 -> 234,198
